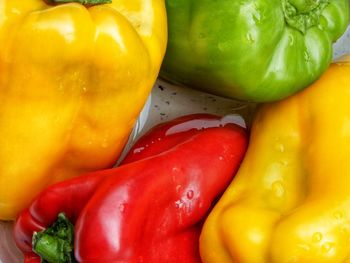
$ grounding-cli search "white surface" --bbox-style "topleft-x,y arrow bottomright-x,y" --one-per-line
333,25 -> 350,59
1,24 -> 350,263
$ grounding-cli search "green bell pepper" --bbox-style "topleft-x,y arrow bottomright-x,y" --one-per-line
161,0 -> 349,102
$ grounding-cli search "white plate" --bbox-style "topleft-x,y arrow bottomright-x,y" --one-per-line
1,25 -> 350,263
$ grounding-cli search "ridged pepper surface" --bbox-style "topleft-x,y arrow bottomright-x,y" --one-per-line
14,114 -> 248,263
161,0 -> 349,102
0,0 -> 167,220
200,57 -> 350,263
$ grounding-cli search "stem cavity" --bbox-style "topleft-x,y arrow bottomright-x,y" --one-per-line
32,213 -> 76,263
282,0 -> 329,34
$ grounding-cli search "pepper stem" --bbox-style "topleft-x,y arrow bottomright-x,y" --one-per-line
47,0 -> 111,5
281,0 -> 329,34
32,213 -> 76,263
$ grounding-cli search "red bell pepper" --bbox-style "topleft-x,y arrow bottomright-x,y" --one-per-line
14,114 -> 248,263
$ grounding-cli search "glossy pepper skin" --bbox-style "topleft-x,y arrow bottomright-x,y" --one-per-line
200,57 -> 350,263
160,0 -> 349,102
0,0 -> 167,220
14,114 -> 248,263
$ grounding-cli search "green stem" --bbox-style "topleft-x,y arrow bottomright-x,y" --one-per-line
32,213 -> 76,263
281,0 -> 329,34
47,0 -> 111,5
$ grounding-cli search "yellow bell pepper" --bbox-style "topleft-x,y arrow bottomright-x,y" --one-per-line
0,0 -> 167,220
200,56 -> 350,263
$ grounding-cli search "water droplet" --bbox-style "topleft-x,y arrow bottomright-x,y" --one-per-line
218,42 -> 229,52
289,35 -> 294,46
133,147 -> 145,154
297,243 -> 311,251
172,167 -> 180,173
312,232 -> 323,242
82,86 -> 87,93
279,160 -> 289,166
246,33 -> 255,44
187,190 -> 194,200
176,185 -> 182,193
58,83 -> 64,92
119,204 -> 125,213
321,242 -> 334,253
340,225 -> 350,235
274,143 -> 285,153
175,199 -> 184,209
11,8 -> 21,14
101,139 -> 108,148
218,156 -> 224,161
272,181 -> 285,198
304,51 -> 310,62
252,12 -> 261,24
333,211 -> 344,220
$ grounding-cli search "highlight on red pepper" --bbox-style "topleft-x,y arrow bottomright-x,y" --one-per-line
14,114 -> 248,263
